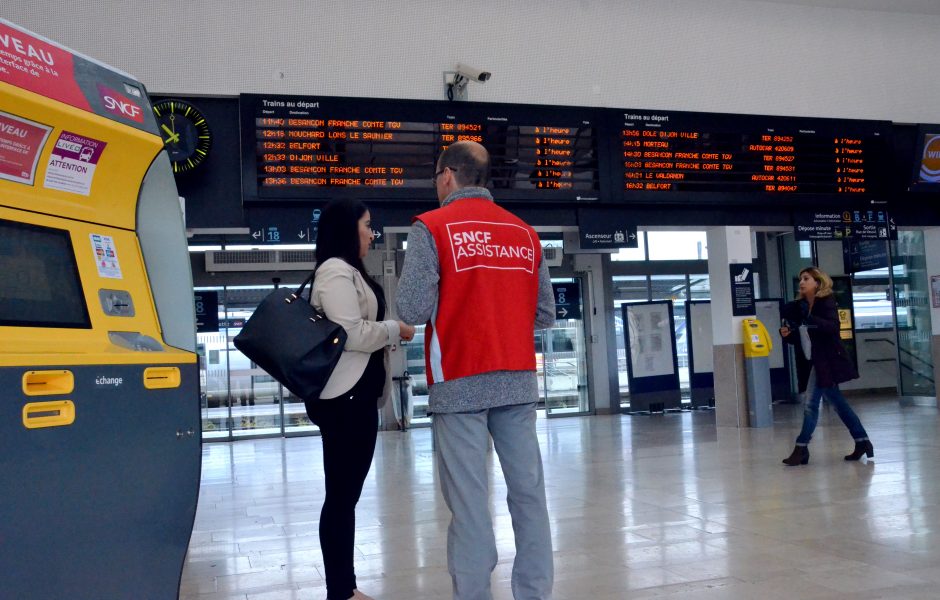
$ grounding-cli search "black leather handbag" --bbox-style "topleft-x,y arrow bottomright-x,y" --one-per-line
233,272 -> 347,401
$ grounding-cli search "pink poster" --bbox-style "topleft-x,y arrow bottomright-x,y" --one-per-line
0,110 -> 52,185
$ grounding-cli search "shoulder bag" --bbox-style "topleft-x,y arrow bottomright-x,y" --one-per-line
233,271 -> 346,401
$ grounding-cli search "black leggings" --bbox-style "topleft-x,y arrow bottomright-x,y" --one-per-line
305,381 -> 379,600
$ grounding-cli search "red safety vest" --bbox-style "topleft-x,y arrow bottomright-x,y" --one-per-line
415,197 -> 541,384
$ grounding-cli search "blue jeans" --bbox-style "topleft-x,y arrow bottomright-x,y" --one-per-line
795,370 -> 869,446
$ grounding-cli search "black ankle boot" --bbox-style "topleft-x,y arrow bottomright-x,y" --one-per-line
782,445 -> 809,466
844,440 -> 874,461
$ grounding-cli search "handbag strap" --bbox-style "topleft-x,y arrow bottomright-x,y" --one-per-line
286,271 -> 316,305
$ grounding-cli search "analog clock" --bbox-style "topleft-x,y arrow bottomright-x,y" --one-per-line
152,99 -> 212,174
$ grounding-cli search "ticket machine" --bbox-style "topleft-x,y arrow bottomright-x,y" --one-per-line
0,20 -> 199,599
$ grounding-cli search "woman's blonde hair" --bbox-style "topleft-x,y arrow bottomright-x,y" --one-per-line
798,266 -> 833,298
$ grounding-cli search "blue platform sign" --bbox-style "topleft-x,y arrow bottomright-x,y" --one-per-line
552,282 -> 582,320
194,291 -> 219,333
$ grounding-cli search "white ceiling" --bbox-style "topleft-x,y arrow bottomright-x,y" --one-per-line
754,0 -> 940,16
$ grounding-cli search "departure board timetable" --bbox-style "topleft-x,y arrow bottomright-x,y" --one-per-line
240,94 -> 604,203
611,109 -> 890,203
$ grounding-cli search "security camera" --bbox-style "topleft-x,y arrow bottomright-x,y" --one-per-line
455,63 -> 491,83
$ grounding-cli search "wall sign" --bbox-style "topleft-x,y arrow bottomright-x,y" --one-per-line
729,262 -> 755,316
552,282 -> 582,320
794,210 -> 897,241
577,208 -> 638,250
194,291 -> 219,333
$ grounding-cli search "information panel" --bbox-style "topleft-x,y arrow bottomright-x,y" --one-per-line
611,109 -> 890,202
240,94 -> 603,203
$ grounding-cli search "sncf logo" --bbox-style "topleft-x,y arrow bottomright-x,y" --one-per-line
446,220 -> 537,274
97,84 -> 144,123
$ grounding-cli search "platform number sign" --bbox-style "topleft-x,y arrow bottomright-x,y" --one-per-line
552,282 -> 582,320
194,291 -> 219,333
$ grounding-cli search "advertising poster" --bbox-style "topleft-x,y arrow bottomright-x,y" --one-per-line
626,303 -> 676,378
0,111 -> 52,185
43,130 -> 106,196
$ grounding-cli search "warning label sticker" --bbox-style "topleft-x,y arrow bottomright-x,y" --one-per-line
43,130 -> 106,196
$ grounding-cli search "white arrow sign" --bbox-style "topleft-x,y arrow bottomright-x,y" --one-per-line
252,230 -> 262,239
558,307 -> 568,318
297,230 -> 306,239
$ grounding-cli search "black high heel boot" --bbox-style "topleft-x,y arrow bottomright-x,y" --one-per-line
844,440 -> 874,461
782,445 -> 809,466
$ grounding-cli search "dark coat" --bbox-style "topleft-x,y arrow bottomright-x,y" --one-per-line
780,294 -> 858,390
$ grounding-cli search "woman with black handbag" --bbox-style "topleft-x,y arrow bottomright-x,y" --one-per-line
778,266 -> 872,466
307,198 -> 415,600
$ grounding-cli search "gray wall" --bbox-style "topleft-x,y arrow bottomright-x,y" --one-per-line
5,1 -> 940,123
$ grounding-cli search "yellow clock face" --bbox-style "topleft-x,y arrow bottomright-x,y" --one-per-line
152,99 -> 212,174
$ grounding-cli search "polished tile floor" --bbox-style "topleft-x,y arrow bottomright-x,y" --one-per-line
181,396 -> 940,600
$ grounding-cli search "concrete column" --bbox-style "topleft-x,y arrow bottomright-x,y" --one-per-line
707,226 -> 754,427
924,228 -> 940,408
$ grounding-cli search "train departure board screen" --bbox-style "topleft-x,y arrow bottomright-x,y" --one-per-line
240,94 -> 604,203
611,109 -> 890,203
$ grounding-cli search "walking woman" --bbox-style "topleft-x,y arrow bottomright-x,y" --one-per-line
779,266 -> 873,466
307,198 -> 415,599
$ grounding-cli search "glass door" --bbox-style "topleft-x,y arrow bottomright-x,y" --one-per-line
195,287 -> 228,440
196,284 -> 319,440
891,232 -> 936,399
542,277 -> 590,416
650,275 -> 690,394
612,275 -> 650,409
224,285 -> 285,437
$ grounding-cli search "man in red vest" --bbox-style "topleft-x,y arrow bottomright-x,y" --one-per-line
397,141 -> 555,600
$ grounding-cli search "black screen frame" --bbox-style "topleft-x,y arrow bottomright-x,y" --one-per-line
0,218 -> 92,329
239,93 -> 609,205
602,107 -> 893,207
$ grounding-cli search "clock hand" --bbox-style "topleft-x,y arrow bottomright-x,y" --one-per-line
160,124 -> 180,144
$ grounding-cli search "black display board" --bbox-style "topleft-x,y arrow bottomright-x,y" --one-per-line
239,93 -> 605,204
606,108 -> 891,205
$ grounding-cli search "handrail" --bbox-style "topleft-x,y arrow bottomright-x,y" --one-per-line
864,338 -> 934,371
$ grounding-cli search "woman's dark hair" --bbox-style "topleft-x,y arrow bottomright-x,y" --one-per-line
314,198 -> 371,283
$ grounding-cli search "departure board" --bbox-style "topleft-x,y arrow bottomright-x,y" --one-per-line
611,109 -> 890,203
240,94 -> 604,203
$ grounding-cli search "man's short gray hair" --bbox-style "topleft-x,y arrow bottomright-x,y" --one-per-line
438,141 -> 490,188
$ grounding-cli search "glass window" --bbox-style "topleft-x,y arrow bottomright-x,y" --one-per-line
610,231 -> 646,261
0,219 -> 90,328
689,275 -> 710,300
647,231 -> 708,261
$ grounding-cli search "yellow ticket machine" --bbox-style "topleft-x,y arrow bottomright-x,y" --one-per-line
0,19 -> 198,599
742,318 -> 773,427
742,318 -> 772,358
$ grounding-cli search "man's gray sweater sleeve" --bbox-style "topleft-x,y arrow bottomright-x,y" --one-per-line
396,221 -> 439,325
535,257 -> 555,330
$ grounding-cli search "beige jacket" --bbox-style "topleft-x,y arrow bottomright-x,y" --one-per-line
311,258 -> 400,404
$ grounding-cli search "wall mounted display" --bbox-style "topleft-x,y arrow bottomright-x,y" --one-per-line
240,94 -> 605,204
607,108 -> 891,205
